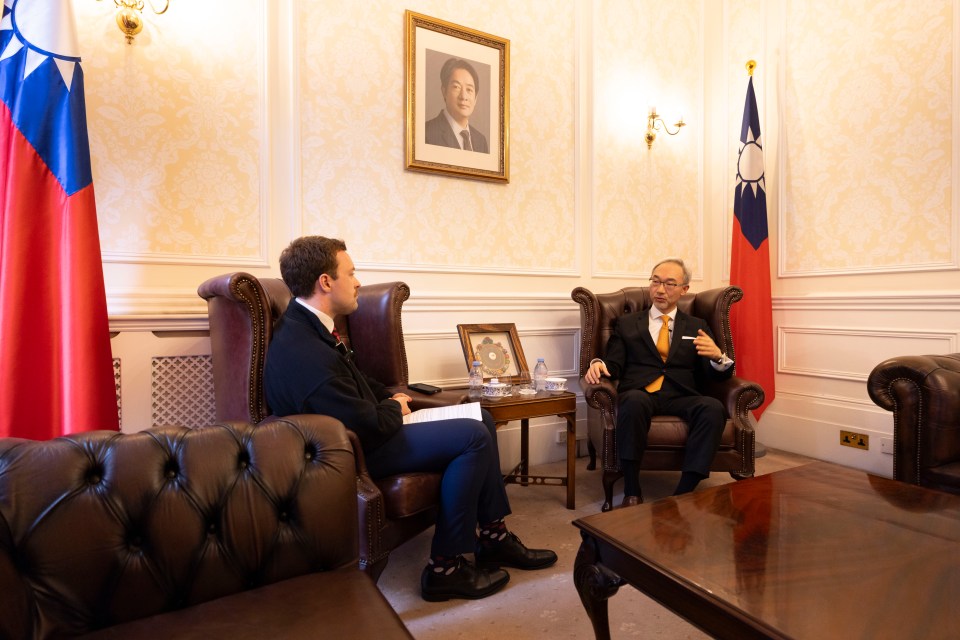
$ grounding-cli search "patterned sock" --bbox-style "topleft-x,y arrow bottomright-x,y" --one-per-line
427,554 -> 460,575
478,519 -> 508,546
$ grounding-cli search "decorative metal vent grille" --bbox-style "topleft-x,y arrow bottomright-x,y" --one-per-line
151,355 -> 216,428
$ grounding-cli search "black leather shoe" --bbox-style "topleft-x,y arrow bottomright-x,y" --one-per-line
618,495 -> 642,509
420,557 -> 509,602
475,532 -> 558,571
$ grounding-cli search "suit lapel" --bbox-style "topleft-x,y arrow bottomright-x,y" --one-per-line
637,312 -> 661,360
668,312 -> 691,360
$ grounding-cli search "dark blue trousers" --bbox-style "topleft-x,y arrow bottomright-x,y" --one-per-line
616,387 -> 725,476
363,409 -> 511,557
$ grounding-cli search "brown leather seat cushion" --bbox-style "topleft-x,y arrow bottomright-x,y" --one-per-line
647,417 -> 736,449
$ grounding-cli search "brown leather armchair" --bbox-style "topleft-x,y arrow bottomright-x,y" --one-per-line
867,353 -> 960,494
571,285 -> 762,511
198,272 -> 466,580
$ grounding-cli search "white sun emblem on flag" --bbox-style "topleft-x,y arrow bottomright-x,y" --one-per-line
736,129 -> 764,197
0,0 -> 81,91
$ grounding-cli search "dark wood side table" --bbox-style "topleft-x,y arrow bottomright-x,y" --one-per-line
480,390 -> 577,509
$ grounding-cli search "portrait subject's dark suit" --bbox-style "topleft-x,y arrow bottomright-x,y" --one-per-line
424,110 -> 489,153
604,309 -> 733,475
264,301 -> 510,556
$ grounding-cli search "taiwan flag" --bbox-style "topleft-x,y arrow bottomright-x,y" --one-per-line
730,73 -> 774,420
0,0 -> 118,438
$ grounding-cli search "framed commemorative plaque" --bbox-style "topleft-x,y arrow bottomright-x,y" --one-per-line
457,323 -> 528,379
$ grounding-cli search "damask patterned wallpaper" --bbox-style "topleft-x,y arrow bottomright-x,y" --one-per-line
76,0 -> 263,263
781,0 -> 954,276
298,0 -> 577,274
592,0 -> 703,278
73,0 -> 958,306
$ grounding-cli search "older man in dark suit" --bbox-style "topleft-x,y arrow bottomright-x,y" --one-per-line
585,258 -> 734,507
424,57 -> 489,153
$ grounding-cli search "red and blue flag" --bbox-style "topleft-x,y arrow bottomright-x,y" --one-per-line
730,74 -> 775,420
0,0 -> 118,438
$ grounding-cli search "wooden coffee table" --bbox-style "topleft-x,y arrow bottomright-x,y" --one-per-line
481,390 -> 577,509
573,461 -> 960,639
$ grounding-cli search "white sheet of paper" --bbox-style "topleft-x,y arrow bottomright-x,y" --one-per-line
402,401 -> 482,425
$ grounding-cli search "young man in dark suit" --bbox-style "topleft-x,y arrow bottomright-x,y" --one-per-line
265,236 -> 555,602
584,258 -> 734,507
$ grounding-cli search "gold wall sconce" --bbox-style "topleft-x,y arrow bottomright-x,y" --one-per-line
99,0 -> 170,44
644,107 -> 686,149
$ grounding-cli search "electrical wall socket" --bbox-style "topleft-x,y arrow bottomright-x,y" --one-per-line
840,430 -> 869,450
881,437 -> 893,455
555,430 -> 567,444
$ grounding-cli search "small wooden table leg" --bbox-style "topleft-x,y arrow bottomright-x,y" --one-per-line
565,412 -> 576,508
520,418 -> 530,483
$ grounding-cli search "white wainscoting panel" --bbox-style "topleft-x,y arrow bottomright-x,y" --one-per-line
759,292 -> 960,477
778,326 -> 958,382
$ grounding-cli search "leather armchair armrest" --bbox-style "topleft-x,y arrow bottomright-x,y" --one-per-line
581,378 -> 618,414
868,354 -> 960,486
344,429 -> 389,572
867,354 -> 960,411
703,376 -> 764,427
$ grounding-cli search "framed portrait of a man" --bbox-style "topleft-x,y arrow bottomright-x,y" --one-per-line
404,11 -> 509,183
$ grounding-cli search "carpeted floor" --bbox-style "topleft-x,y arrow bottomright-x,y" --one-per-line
378,447 -> 815,639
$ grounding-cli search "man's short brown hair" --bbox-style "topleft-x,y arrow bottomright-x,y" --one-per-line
279,236 -> 347,298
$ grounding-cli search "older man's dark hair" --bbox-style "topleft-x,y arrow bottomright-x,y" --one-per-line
279,236 -> 347,298
440,57 -> 480,95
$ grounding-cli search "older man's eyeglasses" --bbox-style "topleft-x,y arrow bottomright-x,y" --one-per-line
648,278 -> 684,291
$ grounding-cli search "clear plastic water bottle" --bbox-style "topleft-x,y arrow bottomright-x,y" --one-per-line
533,358 -> 548,392
469,360 -> 483,399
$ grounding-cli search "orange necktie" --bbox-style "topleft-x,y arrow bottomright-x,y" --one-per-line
645,315 -> 670,392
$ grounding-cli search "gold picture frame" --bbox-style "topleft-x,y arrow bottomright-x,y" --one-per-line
457,323 -> 529,379
404,10 -> 510,183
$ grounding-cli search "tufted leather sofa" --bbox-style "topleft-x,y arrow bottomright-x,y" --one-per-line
867,353 -> 960,494
0,416 -> 413,639
572,286 -> 763,511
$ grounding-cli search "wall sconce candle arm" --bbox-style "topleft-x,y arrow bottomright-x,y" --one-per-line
644,109 -> 686,150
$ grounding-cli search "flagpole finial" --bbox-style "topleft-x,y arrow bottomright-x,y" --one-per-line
746,60 -> 756,76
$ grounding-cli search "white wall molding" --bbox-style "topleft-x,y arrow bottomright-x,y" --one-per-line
772,388 -> 890,409
779,260 -> 960,279
356,261 -> 579,277
110,316 -> 209,333
108,289 -> 209,318
405,292 -> 577,313
778,325 -> 958,381
774,292 -> 960,311
102,251 -> 272,268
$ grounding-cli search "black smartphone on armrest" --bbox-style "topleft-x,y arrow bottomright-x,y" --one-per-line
408,382 -> 443,395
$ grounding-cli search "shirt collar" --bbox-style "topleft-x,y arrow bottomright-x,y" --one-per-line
295,298 -> 336,335
442,108 -> 469,135
649,308 -> 676,323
